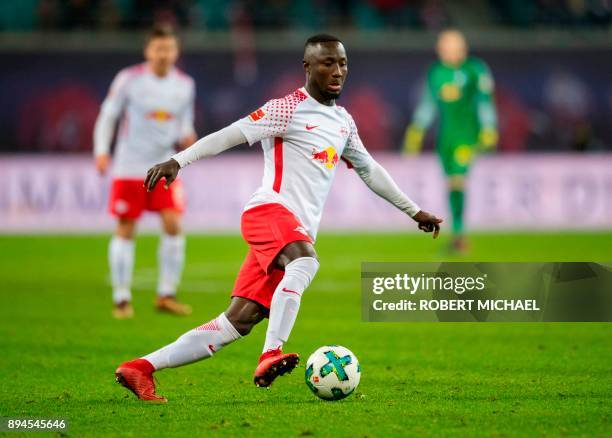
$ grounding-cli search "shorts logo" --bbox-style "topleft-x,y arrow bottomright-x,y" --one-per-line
114,199 -> 129,214
248,108 -> 266,121
440,83 -> 461,102
311,146 -> 339,169
294,226 -> 308,236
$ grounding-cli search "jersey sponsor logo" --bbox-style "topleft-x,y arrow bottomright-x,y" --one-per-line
439,83 -> 461,102
340,126 -> 349,137
146,109 -> 175,121
305,124 -> 319,131
248,108 -> 266,121
311,146 -> 339,169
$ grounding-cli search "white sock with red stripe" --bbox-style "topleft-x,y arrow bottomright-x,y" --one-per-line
157,233 -> 185,297
263,257 -> 319,353
142,312 -> 241,370
109,236 -> 134,304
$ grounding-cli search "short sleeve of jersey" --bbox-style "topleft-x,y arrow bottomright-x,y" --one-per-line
100,68 -> 133,118
232,90 -> 307,146
341,112 -> 374,170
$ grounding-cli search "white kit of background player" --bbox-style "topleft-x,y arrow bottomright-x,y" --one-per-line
93,27 -> 197,318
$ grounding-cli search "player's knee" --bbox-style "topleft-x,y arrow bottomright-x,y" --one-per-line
224,297 -> 267,336
160,210 -> 182,235
163,223 -> 182,236
225,315 -> 258,336
116,219 -> 136,239
448,175 -> 465,190
224,309 -> 264,336
162,221 -> 181,236
277,241 -> 318,268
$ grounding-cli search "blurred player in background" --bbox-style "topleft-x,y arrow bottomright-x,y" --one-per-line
114,34 -> 442,402
93,25 -> 197,318
403,29 -> 498,252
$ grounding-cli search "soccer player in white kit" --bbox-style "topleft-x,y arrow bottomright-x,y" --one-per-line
115,34 -> 442,402
93,26 -> 196,319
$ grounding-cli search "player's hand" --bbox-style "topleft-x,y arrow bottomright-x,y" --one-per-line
403,124 -> 424,155
478,128 -> 498,151
145,159 -> 180,192
95,154 -> 110,175
412,210 -> 443,239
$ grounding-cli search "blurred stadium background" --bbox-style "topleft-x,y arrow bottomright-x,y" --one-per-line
0,0 -> 611,234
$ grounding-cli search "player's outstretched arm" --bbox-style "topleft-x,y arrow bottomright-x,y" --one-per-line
342,111 -> 442,238
354,160 -> 442,238
145,124 -> 247,191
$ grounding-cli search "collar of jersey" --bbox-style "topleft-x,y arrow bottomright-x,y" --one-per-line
300,86 -> 337,109
144,63 -> 175,80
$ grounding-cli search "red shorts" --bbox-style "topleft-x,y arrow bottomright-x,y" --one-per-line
231,203 -> 313,309
109,178 -> 185,219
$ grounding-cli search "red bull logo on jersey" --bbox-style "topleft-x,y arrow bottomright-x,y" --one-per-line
146,110 -> 175,122
311,146 -> 339,169
248,108 -> 266,121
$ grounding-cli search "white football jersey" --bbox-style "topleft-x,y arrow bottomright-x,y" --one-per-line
233,87 -> 374,240
100,63 -> 195,177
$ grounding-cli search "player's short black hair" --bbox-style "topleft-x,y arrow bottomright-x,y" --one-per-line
304,33 -> 342,48
145,24 -> 178,44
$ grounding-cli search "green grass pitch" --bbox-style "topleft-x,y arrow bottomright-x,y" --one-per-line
0,232 -> 611,436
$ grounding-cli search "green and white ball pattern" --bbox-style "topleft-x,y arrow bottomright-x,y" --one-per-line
305,345 -> 360,401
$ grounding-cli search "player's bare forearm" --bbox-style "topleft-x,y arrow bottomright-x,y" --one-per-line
412,210 -> 443,239
145,159 -> 180,192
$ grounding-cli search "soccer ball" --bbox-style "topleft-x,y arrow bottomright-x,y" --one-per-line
305,345 -> 360,401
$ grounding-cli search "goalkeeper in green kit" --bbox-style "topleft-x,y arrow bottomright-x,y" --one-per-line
404,29 -> 498,252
